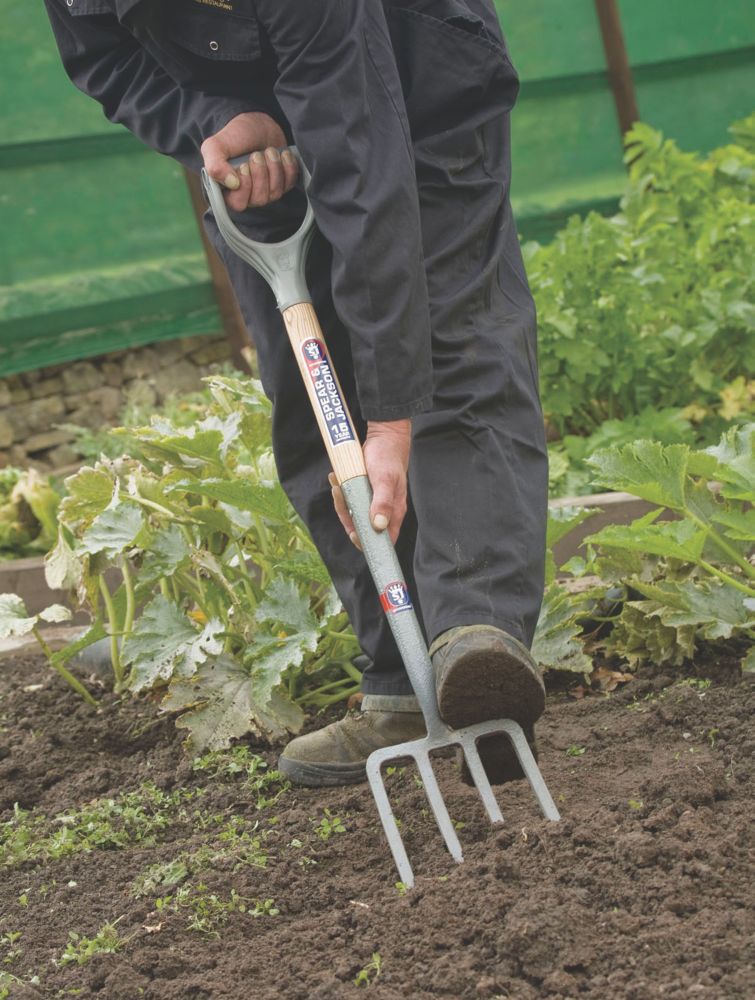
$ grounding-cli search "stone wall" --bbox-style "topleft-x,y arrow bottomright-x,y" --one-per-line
0,334 -> 233,472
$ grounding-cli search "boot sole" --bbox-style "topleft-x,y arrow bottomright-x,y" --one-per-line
436,639 -> 544,786
277,755 -> 367,788
437,643 -> 545,732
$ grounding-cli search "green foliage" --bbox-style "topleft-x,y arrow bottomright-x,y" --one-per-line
154,884 -> 278,936
529,116 -> 754,442
0,468 -> 60,560
355,953 -> 382,988
58,921 -> 123,967
0,784 -> 198,868
313,808 -> 346,841
10,374 -> 360,750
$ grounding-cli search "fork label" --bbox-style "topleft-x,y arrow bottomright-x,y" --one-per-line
380,581 -> 413,614
301,338 -> 355,446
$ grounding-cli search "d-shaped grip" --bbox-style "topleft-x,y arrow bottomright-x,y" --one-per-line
201,146 -> 316,311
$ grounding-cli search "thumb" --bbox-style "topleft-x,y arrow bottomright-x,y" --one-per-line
369,474 -> 396,533
201,139 -> 241,193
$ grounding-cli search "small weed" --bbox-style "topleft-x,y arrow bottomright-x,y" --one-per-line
132,859 -> 189,899
1,784 -> 198,869
566,745 -> 587,757
192,747 -> 289,808
354,952 -> 382,988
17,893 -> 28,908
58,920 -> 123,967
156,884 -> 278,936
678,678 -> 711,691
395,882 -> 408,897
707,727 -> 720,747
313,809 -> 346,841
1,930 -> 21,967
628,799 -> 644,811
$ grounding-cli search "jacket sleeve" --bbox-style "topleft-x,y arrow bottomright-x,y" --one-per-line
42,0 -> 255,171
252,0 -> 434,422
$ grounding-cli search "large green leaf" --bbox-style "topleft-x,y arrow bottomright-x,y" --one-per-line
587,440 -> 692,510
168,479 -> 293,525
531,585 -> 592,674
632,578 -> 754,640
122,596 -> 224,692
710,508 -> 755,543
583,513 -> 707,564
60,467 -> 116,528
80,501 -> 145,559
162,655 -> 255,751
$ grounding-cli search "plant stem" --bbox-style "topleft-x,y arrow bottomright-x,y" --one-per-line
698,559 -> 755,597
121,557 -> 136,638
687,510 -> 755,580
98,576 -> 123,686
32,626 -> 97,707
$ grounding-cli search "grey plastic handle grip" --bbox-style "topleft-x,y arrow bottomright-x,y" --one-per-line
201,147 -> 316,311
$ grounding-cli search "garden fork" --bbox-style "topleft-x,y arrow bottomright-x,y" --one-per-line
202,150 -> 560,888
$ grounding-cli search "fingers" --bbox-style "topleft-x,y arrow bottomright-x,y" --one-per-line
207,146 -> 299,211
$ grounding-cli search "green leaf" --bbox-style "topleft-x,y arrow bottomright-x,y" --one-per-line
546,506 -> 596,548
531,585 -> 592,674
196,412 -> 243,460
743,643 -> 755,674
711,508 -> 755,543
168,479 -> 293,525
255,577 -> 317,634
141,524 -> 190,580
80,502 -> 145,559
247,631 -> 319,709
60,466 -> 116,528
45,530 -> 83,592
632,578 -> 754,640
583,514 -> 707,564
0,594 -> 37,638
587,441 -> 691,511
163,654 -> 302,750
122,596 -> 224,692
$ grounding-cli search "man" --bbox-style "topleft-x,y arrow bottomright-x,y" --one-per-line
44,0 -> 548,786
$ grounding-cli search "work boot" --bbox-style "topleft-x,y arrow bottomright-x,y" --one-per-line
430,625 -> 545,785
278,703 -> 425,787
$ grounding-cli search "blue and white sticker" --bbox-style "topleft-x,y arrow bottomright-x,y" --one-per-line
380,580 -> 414,614
301,338 -> 355,447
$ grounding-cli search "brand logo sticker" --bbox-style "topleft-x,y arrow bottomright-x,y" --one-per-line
301,339 -> 355,447
380,581 -> 413,614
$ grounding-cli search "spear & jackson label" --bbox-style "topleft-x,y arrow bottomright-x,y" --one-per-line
380,580 -> 414,614
300,338 -> 355,447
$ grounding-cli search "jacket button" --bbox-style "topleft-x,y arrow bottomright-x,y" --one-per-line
66,0 -> 73,6
209,40 -> 219,51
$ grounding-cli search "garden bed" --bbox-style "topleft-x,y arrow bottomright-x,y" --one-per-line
0,654 -> 752,999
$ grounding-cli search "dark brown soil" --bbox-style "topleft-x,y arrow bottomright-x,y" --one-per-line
0,654 -> 752,1000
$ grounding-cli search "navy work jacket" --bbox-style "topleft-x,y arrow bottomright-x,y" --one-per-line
43,0 -> 516,421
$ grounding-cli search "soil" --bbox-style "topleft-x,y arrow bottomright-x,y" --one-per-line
0,653 -> 752,1000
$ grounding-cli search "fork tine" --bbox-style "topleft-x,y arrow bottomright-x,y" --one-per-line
458,733 -> 504,825
366,758 -> 416,888
414,750 -> 464,864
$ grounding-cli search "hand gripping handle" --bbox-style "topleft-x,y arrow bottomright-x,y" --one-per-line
201,147 -> 316,311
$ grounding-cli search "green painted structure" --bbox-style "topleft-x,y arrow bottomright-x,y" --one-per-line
1,0 -> 753,376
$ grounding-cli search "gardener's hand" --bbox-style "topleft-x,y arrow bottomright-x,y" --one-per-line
329,420 -> 411,548
200,111 -> 298,212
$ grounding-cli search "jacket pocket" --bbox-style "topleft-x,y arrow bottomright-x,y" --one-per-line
168,6 -> 261,62
385,0 -> 518,143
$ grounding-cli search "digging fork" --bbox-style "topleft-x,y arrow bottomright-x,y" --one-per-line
202,150 -> 560,887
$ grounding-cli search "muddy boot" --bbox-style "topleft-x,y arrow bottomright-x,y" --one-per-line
278,699 -> 425,787
430,625 -> 545,786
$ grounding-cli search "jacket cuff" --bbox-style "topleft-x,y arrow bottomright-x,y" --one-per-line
359,393 -> 434,423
